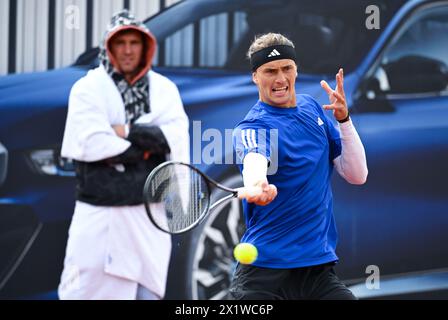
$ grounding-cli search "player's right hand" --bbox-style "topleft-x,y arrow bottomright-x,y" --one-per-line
245,180 -> 277,206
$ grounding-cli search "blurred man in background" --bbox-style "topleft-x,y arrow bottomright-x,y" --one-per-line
58,10 -> 189,300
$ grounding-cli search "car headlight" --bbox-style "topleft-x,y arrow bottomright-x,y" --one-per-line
29,149 -> 75,176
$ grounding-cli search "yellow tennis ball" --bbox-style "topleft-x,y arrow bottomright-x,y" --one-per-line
234,243 -> 258,264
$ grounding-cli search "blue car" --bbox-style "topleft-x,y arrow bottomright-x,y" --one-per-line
1,0 -> 448,299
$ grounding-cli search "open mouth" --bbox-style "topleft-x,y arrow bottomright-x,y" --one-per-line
272,86 -> 288,95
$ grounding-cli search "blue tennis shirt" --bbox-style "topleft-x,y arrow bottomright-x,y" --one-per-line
233,94 -> 342,268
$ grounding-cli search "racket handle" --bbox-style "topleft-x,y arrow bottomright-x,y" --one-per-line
237,186 -> 263,199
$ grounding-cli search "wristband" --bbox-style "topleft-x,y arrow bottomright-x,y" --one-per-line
337,113 -> 350,123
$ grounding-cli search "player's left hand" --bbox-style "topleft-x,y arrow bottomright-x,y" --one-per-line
320,68 -> 349,121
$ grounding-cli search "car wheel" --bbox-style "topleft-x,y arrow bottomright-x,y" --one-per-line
190,174 -> 245,300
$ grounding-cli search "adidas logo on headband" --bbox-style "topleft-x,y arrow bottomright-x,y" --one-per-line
250,45 -> 296,71
267,49 -> 281,57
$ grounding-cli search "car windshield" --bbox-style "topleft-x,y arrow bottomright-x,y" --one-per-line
147,0 -> 406,75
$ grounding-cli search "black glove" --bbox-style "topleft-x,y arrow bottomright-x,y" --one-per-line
103,144 -> 145,164
127,124 -> 171,155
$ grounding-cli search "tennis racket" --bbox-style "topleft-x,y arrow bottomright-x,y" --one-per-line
143,161 -> 262,234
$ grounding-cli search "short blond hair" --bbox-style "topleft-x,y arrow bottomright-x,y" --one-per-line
247,33 -> 295,59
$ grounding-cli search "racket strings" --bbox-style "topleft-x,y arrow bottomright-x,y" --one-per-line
146,164 -> 209,233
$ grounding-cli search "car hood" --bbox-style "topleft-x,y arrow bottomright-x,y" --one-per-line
0,66 -> 327,122
0,66 -> 330,148
0,67 -> 88,129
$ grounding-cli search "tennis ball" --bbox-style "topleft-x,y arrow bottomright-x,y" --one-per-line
234,242 -> 258,264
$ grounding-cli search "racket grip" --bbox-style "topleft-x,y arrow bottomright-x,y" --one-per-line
237,186 -> 263,199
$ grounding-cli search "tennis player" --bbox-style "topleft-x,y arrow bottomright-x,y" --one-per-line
229,33 -> 368,299
58,10 -> 189,300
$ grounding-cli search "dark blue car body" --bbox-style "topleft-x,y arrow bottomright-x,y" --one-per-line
1,0 -> 447,299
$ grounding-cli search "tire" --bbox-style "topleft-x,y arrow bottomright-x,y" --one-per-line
189,173 -> 245,300
164,171 -> 245,300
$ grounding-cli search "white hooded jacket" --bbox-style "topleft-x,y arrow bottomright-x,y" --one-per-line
58,64 -> 189,299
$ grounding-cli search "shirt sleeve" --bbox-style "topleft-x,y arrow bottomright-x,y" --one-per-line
242,152 -> 269,187
333,119 -> 368,184
233,121 -> 271,164
61,79 -> 131,162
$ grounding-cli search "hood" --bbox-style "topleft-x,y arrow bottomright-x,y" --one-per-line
99,10 -> 157,85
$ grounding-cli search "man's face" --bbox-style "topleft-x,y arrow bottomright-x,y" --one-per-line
109,30 -> 144,76
253,59 -> 298,107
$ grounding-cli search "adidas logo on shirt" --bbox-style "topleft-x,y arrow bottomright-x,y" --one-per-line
317,117 -> 324,126
267,49 -> 281,58
241,129 -> 258,149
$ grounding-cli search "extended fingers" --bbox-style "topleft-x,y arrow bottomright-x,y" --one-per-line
320,80 -> 333,95
323,104 -> 336,110
336,68 -> 345,96
323,91 -> 344,109
332,90 -> 345,103
323,101 -> 344,111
